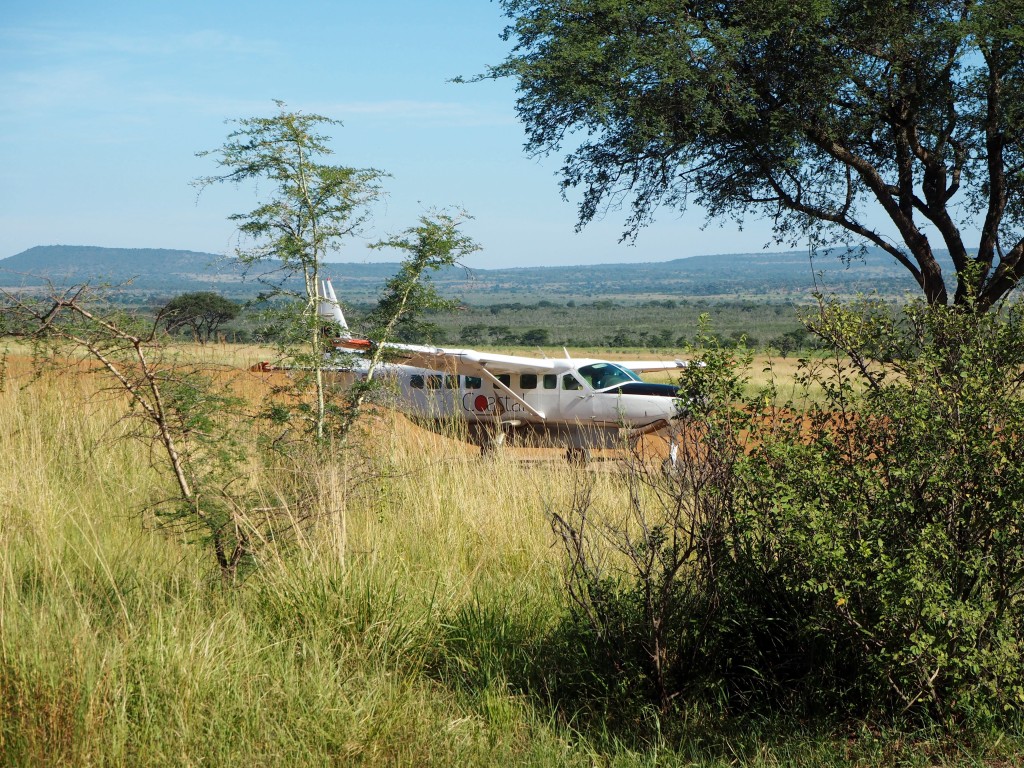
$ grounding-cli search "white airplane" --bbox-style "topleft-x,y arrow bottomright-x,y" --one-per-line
316,279 -> 688,460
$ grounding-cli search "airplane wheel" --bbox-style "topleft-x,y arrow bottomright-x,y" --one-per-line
566,446 -> 591,464
480,431 -> 506,457
661,456 -> 692,493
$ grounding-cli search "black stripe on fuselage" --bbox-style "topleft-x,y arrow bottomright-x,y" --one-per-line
600,382 -> 679,397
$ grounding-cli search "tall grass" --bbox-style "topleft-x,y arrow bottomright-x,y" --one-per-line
0,358 -> 583,765
1,351 -> 1019,766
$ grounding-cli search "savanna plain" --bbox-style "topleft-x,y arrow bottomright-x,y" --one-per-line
1,342 -> 1020,767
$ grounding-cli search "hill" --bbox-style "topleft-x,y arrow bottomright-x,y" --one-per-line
0,246 -> 389,300
438,249 -> 947,302
0,244 -> 949,303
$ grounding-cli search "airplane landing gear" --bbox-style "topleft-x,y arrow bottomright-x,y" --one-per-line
661,440 -> 680,476
566,446 -> 591,464
479,430 -> 506,457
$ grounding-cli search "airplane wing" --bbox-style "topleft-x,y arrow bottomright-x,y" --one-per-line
617,359 -> 689,373
378,343 -> 561,375
336,339 -> 691,376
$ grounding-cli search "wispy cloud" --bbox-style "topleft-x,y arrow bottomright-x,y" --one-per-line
0,24 -> 280,122
0,66 -> 108,111
0,24 -> 277,59
309,99 -> 517,128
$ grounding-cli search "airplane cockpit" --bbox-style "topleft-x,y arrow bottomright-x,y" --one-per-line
574,362 -> 642,391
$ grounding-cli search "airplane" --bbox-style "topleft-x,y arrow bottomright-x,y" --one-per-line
314,278 -> 689,461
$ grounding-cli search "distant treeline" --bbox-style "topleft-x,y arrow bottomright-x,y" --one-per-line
152,295 -> 821,356
4,245 -> 933,355
420,298 -> 819,354
1,244 -> 960,305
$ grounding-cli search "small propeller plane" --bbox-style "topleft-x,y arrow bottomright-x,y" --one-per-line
316,279 -> 688,461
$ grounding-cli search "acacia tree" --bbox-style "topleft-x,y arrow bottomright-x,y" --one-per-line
161,291 -> 240,343
493,0 -> 1024,310
196,102 -> 386,438
337,211 -> 479,432
1,284 -> 259,582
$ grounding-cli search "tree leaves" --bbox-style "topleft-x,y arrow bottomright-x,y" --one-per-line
495,0 -> 1024,308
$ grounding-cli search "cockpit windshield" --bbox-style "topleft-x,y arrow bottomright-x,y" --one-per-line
576,362 -> 642,390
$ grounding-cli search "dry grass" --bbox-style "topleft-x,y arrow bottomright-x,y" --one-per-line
0,349 -> 583,765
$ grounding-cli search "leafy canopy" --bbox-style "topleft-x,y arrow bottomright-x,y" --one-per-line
367,210 -> 479,344
494,0 -> 1024,309
160,291 -> 239,343
196,102 -> 387,439
195,102 -> 386,292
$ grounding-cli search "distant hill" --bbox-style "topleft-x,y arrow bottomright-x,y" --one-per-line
0,246 -> 393,300
0,244 -> 951,303
0,245 -> 239,290
439,249 -> 953,302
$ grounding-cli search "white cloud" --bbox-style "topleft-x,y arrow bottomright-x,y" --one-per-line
0,66 -> 108,111
0,24 -> 276,59
0,23 -> 282,130
309,98 -> 516,128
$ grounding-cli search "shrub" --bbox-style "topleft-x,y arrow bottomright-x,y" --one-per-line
548,326 -> 759,716
749,297 -> 1024,721
551,301 -> 1024,725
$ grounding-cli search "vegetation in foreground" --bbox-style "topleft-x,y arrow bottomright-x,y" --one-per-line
553,302 -> 1024,735
3,306 -> 1024,766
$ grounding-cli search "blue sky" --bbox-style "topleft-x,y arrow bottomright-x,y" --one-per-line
0,0 -> 780,269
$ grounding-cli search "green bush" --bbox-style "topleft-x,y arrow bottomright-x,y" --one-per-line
551,301 -> 1024,725
744,298 -> 1024,721
547,324 -> 758,718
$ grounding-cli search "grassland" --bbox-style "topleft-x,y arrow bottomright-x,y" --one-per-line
1,346 -> 1019,766
337,297 -> 816,352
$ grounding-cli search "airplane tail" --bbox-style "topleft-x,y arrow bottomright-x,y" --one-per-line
317,278 -> 349,335
317,278 -> 373,352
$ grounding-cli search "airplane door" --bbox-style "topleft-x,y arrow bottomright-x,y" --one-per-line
559,372 -> 595,423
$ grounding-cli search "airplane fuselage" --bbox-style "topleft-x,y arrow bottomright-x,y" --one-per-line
315,277 -> 686,456
361,358 -> 683,452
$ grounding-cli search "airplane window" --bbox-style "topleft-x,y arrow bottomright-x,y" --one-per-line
577,363 -> 641,390
521,373 -> 538,390
497,374 -> 511,387
410,375 -> 425,389
464,376 -> 482,390
543,374 -> 557,389
427,375 -> 443,389
444,375 -> 458,389
562,374 -> 582,391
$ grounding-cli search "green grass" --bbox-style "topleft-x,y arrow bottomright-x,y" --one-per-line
217,297 -> 815,352
398,298 -> 812,351
1,353 -> 1021,766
